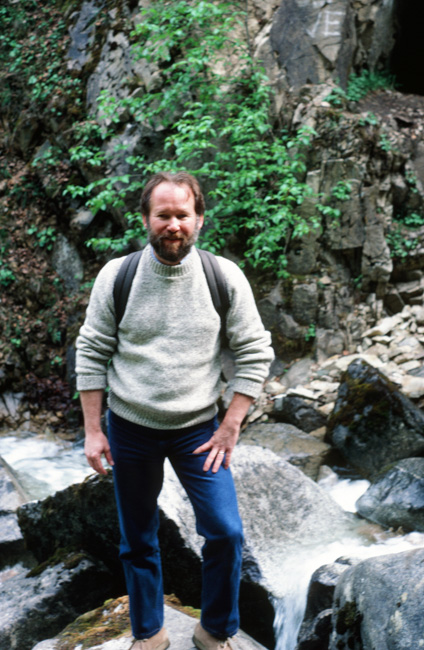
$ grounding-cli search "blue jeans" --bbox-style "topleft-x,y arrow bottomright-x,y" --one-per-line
108,411 -> 244,641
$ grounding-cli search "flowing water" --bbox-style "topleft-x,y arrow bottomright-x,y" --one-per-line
1,433 -> 424,650
273,475 -> 424,650
0,432 -> 92,501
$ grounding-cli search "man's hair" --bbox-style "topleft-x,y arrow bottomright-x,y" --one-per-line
140,171 -> 205,218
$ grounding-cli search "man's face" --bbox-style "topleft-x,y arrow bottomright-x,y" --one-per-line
143,182 -> 204,265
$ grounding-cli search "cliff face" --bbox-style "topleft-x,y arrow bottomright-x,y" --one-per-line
1,0 -> 424,426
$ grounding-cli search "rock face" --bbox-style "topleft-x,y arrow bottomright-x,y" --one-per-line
329,549 -> 424,649
326,358 -> 424,478
356,457 -> 424,532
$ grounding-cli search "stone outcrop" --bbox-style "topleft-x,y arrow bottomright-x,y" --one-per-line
356,457 -> 424,532
328,549 -> 424,649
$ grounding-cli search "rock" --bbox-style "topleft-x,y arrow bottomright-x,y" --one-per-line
399,374 -> 424,398
280,357 -> 315,389
17,472 -> 123,578
315,329 -> 346,364
273,394 -> 328,433
296,558 -> 356,650
0,551 -> 113,650
240,422 -> 332,480
356,458 -> 424,532
327,359 -> 424,478
328,548 -> 424,649
51,234 -> 84,293
31,598 -> 267,650
0,513 -> 25,570
66,0 -> 102,72
292,283 -> 318,326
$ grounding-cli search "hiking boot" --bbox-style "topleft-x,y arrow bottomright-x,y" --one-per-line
192,622 -> 233,650
131,628 -> 170,650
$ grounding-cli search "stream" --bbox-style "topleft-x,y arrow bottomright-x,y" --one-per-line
1,432 -> 424,650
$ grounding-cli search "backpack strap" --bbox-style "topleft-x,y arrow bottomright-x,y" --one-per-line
197,248 -> 230,343
113,250 -> 143,327
113,248 -> 230,342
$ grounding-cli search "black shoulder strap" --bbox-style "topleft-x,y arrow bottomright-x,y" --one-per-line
113,250 -> 143,327
113,248 -> 230,341
197,248 -> 230,341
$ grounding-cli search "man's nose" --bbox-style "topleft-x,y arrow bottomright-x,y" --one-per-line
166,217 -> 180,232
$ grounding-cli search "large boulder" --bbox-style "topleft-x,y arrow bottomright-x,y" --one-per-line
296,559 -> 356,650
356,457 -> 424,532
329,548 -> 424,649
0,551 -> 112,650
326,359 -> 424,478
31,598 -> 267,650
240,422 -> 332,480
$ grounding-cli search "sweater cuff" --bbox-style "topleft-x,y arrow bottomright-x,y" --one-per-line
76,375 -> 108,391
231,378 -> 264,400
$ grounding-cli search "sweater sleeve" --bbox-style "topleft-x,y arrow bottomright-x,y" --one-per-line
75,258 -> 121,391
219,258 -> 274,398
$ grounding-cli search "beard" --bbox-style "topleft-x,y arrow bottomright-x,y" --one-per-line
147,219 -> 201,264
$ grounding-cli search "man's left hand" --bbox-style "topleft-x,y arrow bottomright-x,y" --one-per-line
192,392 -> 254,473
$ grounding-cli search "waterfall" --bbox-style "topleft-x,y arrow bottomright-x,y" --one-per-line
272,475 -> 424,650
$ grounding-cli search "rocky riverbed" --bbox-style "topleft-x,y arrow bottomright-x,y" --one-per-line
1,305 -> 424,650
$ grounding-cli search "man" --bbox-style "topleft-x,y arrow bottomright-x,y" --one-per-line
76,171 -> 274,650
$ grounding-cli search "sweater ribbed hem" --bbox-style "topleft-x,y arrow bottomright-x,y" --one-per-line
109,391 -> 218,430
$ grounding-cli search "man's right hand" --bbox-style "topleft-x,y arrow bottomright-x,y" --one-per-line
80,389 -> 113,475
84,430 -> 114,475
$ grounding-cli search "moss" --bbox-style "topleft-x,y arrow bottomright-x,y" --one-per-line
55,595 -> 132,649
26,547 -> 84,577
336,600 -> 363,643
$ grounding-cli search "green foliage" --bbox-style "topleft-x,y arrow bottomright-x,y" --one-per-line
358,112 -> 379,127
27,225 -> 57,251
304,323 -> 316,341
0,264 -> 16,287
0,0 -> 83,117
331,181 -> 352,201
66,0 -> 322,276
387,211 -> 424,258
345,70 -> 395,102
325,69 -> 395,106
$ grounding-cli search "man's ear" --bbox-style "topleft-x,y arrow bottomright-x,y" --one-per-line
198,214 -> 204,229
142,214 -> 148,228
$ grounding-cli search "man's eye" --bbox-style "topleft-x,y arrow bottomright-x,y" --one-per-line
177,214 -> 188,219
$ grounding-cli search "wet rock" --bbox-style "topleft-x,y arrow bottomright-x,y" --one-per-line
0,551 -> 112,650
356,457 -> 424,532
161,444 -> 355,591
0,513 -> 25,570
240,422 -> 332,480
328,548 -> 424,649
327,359 -> 424,478
273,394 -> 327,433
31,598 -> 266,650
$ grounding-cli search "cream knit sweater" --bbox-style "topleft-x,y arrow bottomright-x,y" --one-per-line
76,245 -> 274,429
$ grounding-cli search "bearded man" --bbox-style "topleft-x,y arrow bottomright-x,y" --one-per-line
76,171 -> 274,650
